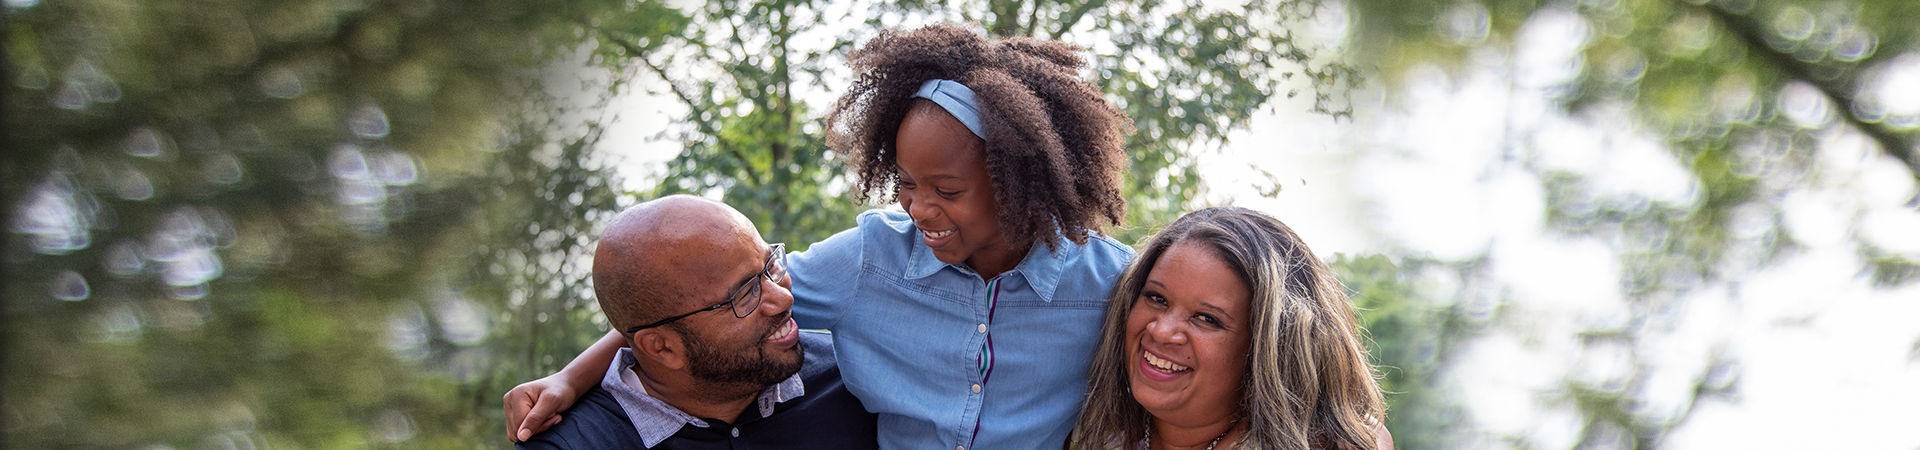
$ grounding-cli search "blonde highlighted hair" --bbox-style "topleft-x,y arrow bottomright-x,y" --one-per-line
1072,207 -> 1385,450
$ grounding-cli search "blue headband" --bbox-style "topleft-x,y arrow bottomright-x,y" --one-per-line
912,79 -> 987,140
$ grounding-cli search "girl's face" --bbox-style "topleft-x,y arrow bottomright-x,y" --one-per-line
895,105 -> 1020,278
1125,240 -> 1253,426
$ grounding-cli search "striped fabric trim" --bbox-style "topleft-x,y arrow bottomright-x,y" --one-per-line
969,276 -> 1003,448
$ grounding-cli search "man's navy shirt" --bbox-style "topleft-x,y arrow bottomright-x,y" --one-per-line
516,331 -> 878,450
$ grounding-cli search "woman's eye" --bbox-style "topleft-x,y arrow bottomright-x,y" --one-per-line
1195,313 -> 1220,326
1144,293 -> 1167,306
937,190 -> 960,198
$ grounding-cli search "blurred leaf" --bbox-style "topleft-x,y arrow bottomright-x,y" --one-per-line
1339,0 -> 1920,447
4,0 -> 626,447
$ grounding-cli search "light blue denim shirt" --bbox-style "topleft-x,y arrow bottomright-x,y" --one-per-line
789,209 -> 1135,450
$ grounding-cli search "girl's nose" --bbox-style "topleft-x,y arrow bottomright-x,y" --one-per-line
906,197 -> 941,225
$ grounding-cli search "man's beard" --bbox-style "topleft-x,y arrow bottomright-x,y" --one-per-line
675,316 -> 803,388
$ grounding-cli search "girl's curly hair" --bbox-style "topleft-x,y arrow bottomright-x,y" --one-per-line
824,23 -> 1133,250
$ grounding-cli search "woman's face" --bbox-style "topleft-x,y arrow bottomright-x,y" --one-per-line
894,104 -> 1019,277
1125,240 -> 1253,425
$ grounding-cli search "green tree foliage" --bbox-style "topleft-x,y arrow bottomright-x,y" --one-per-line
2,0 -> 629,447
0,0 -> 1378,448
590,0 -> 859,249
464,121 -> 630,438
1331,254 -> 1467,450
1334,0 -> 1920,447
1344,0 -> 1919,283
586,0 -> 1359,246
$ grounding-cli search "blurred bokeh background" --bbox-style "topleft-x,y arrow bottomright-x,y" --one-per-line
5,0 -> 1917,448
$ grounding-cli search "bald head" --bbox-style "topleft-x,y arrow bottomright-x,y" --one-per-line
593,195 -> 763,332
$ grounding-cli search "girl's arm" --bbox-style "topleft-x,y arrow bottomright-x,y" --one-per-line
502,330 -> 624,442
500,214 -> 872,441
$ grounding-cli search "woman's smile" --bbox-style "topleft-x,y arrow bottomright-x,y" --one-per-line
1136,346 -> 1193,385
1142,350 -> 1190,374
1124,241 -> 1252,418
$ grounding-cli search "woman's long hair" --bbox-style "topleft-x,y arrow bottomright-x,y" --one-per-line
1072,207 -> 1385,450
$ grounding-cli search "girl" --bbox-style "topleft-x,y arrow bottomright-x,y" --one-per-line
508,23 -> 1136,450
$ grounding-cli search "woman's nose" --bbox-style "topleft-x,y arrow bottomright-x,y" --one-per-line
1146,313 -> 1186,344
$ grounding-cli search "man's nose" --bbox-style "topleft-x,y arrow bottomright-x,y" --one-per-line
759,277 -> 794,315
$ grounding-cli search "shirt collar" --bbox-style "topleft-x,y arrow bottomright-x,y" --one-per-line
601,348 -> 805,448
904,232 -> 1075,302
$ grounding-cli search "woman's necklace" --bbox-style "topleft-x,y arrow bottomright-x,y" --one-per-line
1144,419 -> 1239,450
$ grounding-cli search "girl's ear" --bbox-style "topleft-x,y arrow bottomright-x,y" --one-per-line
630,329 -> 689,371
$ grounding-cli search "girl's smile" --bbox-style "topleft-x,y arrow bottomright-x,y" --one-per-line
894,101 -> 1026,280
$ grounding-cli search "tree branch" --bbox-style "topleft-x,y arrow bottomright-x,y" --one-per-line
1050,0 -> 1109,40
1025,0 -> 1046,38
599,31 -> 764,187
990,0 -> 1024,37
773,8 -> 794,167
1694,1 -> 1920,188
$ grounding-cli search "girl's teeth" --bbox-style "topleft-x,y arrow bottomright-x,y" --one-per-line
925,230 -> 953,238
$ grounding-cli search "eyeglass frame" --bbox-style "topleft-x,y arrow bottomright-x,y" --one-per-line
625,243 -> 788,333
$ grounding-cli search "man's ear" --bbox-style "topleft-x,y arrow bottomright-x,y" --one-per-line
631,329 -> 689,371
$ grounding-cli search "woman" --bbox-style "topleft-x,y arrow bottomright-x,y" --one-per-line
1072,207 -> 1393,450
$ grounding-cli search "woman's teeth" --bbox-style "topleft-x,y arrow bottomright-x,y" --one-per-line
924,229 -> 954,239
1144,352 -> 1190,373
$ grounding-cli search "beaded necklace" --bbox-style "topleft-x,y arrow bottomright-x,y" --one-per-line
1143,419 -> 1239,450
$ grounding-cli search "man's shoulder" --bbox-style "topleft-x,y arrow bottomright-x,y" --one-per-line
762,330 -> 879,449
515,386 -> 644,450
797,329 -> 838,379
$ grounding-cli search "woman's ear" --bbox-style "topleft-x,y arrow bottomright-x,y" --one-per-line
631,329 -> 689,371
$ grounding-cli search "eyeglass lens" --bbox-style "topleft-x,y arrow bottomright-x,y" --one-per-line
728,244 -> 787,318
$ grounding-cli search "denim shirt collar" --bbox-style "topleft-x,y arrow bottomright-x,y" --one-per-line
904,233 -> 1075,302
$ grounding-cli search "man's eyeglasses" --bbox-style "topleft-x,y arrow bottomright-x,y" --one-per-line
626,243 -> 788,333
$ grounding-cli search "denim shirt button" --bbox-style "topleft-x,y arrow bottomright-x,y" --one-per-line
785,210 -> 1135,449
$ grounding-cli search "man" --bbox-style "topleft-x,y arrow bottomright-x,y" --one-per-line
512,195 -> 878,449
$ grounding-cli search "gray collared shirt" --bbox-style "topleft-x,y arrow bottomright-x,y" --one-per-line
601,347 -> 805,448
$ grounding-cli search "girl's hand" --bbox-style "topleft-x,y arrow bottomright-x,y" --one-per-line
504,330 -> 627,441
503,377 -> 574,442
